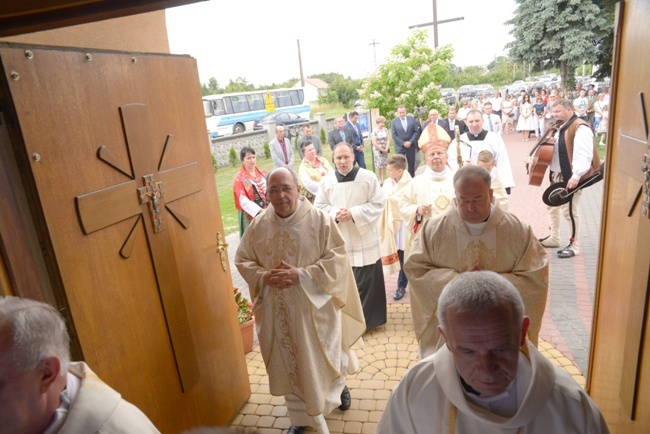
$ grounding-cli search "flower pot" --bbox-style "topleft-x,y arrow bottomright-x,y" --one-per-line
240,318 -> 255,354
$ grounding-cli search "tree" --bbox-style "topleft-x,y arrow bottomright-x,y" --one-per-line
361,30 -> 453,119
591,0 -> 616,81
201,77 -> 222,96
507,0 -> 612,90
224,77 -> 254,93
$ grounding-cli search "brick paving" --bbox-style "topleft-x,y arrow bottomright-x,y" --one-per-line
225,130 -> 603,432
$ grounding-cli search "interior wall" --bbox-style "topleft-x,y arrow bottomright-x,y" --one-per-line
0,10 -> 169,53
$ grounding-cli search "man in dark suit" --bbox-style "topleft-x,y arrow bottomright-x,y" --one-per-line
444,107 -> 468,140
345,111 -> 366,168
327,116 -> 354,151
423,109 -> 446,130
391,105 -> 421,176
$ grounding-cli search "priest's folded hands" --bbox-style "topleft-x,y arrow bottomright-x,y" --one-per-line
263,260 -> 299,289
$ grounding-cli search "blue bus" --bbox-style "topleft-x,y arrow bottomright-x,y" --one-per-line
203,88 -> 310,138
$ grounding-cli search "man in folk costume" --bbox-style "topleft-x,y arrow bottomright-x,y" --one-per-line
236,167 -> 365,434
315,143 -> 387,328
539,99 -> 601,258
377,272 -> 609,434
405,166 -> 548,358
377,155 -> 412,301
449,109 -> 516,193
398,122 -> 455,257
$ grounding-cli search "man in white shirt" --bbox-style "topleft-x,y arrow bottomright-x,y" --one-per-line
483,102 -> 502,134
457,100 -> 471,121
377,271 -> 609,434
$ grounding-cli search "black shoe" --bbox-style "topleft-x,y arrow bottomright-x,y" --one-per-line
287,426 -> 306,434
393,287 -> 406,300
557,248 -> 576,259
339,386 -> 351,411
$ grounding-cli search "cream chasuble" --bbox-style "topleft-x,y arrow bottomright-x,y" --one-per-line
235,199 -> 365,419
398,167 -> 455,256
405,205 -> 548,357
378,171 -> 412,275
376,342 -> 610,434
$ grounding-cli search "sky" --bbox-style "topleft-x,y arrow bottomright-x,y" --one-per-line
165,0 -> 517,87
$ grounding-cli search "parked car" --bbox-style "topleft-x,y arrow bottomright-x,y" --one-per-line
506,80 -> 528,94
252,112 -> 309,132
354,99 -> 367,110
440,87 -> 456,105
473,84 -> 495,98
458,85 -> 475,101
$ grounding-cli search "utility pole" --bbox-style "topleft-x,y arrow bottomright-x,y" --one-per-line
297,39 -> 304,87
408,0 -> 463,48
369,38 -> 380,69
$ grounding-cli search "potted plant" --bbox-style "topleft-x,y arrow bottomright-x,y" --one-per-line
234,289 -> 255,353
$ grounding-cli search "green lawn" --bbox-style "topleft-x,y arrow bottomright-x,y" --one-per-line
216,138 -> 378,236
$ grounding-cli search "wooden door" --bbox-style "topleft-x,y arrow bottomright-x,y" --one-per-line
0,44 -> 249,432
587,0 -> 650,431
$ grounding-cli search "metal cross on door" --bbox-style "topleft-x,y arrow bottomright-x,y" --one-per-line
76,103 -> 202,391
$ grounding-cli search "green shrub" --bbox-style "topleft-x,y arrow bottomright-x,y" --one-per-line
263,142 -> 271,159
229,146 -> 238,167
211,153 -> 218,173
320,127 -> 327,145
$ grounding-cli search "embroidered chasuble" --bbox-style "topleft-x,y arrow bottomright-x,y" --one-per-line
398,167 -> 455,256
405,205 -> 548,357
235,199 -> 365,420
378,171 -> 412,275
376,342 -> 610,434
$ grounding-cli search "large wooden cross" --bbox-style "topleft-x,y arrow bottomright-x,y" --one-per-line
75,103 -> 202,391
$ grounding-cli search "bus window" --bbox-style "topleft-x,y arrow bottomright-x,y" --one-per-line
224,97 -> 234,114
214,99 -> 226,115
203,100 -> 213,117
275,91 -> 291,107
247,93 -> 265,111
290,90 -> 304,105
230,95 -> 250,113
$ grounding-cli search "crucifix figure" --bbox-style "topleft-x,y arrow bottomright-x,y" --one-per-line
76,103 -> 202,391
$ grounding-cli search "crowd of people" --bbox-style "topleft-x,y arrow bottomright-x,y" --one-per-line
227,84 -> 607,432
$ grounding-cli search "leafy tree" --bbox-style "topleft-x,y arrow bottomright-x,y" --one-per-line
591,0 -> 616,81
330,76 -> 361,106
225,77 -> 255,93
318,88 -> 339,105
361,30 -> 453,119
507,0 -> 612,90
201,77 -> 222,96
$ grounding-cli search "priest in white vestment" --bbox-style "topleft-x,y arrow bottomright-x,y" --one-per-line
236,167 -> 365,434
0,296 -> 160,434
377,271 -> 609,434
449,109 -> 515,191
405,166 -> 548,357
315,143 -> 387,328
399,125 -> 455,256
377,154 -> 412,300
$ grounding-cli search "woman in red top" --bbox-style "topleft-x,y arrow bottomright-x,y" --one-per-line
233,147 -> 268,237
